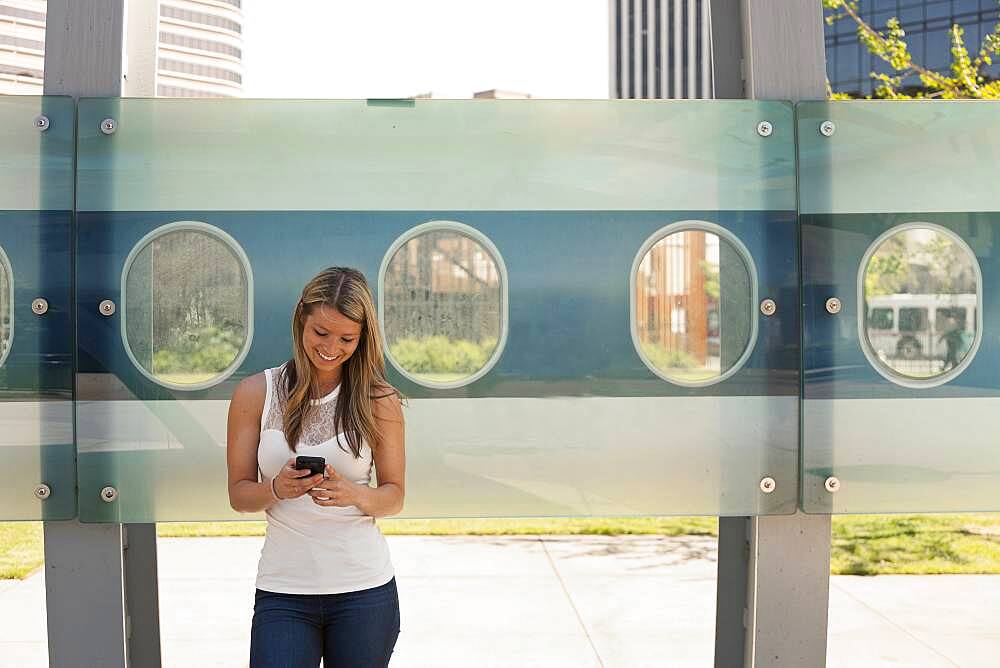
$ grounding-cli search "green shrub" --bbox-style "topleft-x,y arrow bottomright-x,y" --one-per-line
640,341 -> 698,370
153,325 -> 243,374
390,336 -> 498,374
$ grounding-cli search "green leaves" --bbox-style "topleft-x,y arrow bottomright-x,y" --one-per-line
824,0 -> 1000,99
152,324 -> 243,375
640,341 -> 699,371
389,335 -> 497,376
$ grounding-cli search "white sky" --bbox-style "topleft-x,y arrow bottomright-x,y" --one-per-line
241,0 -> 609,99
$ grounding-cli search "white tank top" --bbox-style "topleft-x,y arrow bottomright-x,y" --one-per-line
255,364 -> 394,594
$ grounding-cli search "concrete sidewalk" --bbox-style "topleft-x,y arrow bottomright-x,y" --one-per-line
0,535 -> 998,666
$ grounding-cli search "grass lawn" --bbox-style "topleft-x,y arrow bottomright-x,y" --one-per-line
831,514 -> 1000,575
0,523 -> 43,580
3,514 -> 999,580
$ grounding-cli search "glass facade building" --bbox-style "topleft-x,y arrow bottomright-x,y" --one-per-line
826,0 -> 1000,97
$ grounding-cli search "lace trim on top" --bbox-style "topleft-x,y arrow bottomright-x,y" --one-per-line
262,366 -> 345,448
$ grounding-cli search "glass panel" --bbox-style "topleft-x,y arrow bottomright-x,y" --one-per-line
77,98 -> 794,213
799,100 -> 1000,513
0,96 -> 74,211
0,96 -> 75,520
382,224 -> 504,388
77,98 -> 797,522
634,227 -> 755,386
861,226 -> 980,383
123,224 -> 252,390
798,101 -> 999,217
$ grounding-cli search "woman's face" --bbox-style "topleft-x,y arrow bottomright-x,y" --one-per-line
300,305 -> 363,375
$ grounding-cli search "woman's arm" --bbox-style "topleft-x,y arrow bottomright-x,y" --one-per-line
227,374 -> 327,512
227,373 -> 277,513
309,391 -> 406,518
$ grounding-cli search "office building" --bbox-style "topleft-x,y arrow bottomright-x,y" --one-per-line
0,0 -> 243,96
609,0 -> 1000,100
608,0 -> 712,99
156,0 -> 243,97
0,0 -> 45,94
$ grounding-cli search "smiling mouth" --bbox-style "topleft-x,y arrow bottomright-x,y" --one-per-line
316,350 -> 341,362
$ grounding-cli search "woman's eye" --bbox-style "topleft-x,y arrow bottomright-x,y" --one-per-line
341,338 -> 355,344
314,330 -> 327,337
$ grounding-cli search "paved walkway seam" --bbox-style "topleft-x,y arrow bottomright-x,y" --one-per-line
539,537 -> 605,668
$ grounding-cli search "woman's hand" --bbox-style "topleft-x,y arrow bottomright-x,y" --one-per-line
307,465 -> 363,508
272,459 -> 325,500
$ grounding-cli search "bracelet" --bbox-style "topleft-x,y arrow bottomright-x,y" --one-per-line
269,476 -> 283,501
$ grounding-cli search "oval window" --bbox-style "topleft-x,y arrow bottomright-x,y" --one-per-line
632,222 -> 757,386
0,246 -> 11,367
122,222 -> 253,390
380,221 -> 507,388
860,224 -> 981,386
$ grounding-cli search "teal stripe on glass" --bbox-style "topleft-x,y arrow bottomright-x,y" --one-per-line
0,97 -> 75,211
798,101 -> 1000,215
76,98 -> 795,213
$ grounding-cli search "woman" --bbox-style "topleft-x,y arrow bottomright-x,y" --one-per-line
227,266 -> 405,667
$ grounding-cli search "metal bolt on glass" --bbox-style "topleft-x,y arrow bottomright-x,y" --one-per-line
99,299 -> 116,316
34,484 -> 51,500
100,118 -> 118,135
760,298 -> 777,316
825,297 -> 842,315
33,115 -> 49,132
31,298 -> 48,315
820,120 -> 836,137
756,121 -> 773,137
100,486 -> 118,503
824,476 -> 841,493
759,477 -> 776,494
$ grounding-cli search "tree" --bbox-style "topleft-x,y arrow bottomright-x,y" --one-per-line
699,259 -> 719,301
823,0 -> 1000,99
864,231 -> 977,297
865,234 -> 907,297
924,232 -> 977,294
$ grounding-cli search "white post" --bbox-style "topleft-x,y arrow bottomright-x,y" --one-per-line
43,2 -> 162,666
711,1 -> 831,666
122,0 -> 159,97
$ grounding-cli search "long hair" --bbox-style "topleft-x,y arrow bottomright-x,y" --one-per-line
282,267 -> 398,456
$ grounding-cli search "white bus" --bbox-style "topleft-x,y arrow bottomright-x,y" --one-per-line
865,293 -> 977,362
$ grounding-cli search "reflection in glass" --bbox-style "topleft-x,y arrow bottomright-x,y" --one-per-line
636,230 -> 751,384
0,247 -> 10,364
383,227 -> 502,386
124,227 -> 249,387
863,227 -> 978,380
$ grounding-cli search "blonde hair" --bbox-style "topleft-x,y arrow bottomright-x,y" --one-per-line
282,267 -> 398,456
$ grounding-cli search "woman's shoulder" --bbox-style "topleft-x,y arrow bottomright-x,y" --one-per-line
230,372 -> 267,412
370,384 -> 404,420
370,383 -> 401,401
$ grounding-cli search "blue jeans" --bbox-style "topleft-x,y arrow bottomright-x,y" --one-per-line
250,578 -> 400,667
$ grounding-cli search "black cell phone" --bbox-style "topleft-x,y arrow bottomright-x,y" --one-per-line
295,456 -> 326,476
